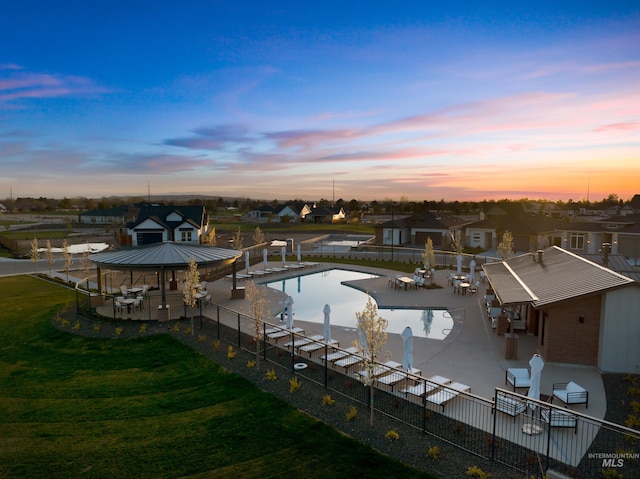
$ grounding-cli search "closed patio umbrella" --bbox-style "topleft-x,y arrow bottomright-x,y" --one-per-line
527,353 -> 545,410
285,296 -> 294,329
323,304 -> 332,342
456,254 -> 463,276
401,326 -> 413,372
469,259 -> 476,283
357,326 -> 368,356
281,246 -> 286,266
297,244 -> 301,262
245,251 -> 250,273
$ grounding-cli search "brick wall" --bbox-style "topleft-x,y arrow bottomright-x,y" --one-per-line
540,294 -> 601,366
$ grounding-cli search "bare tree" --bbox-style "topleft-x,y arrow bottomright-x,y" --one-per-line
63,240 -> 73,283
45,240 -> 54,276
245,280 -> 270,369
253,226 -> 265,246
498,230 -> 515,260
182,257 -> 200,334
202,226 -> 217,245
81,243 -> 91,279
355,294 -> 389,425
30,238 -> 40,273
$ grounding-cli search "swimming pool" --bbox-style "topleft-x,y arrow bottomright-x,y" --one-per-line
263,269 -> 453,340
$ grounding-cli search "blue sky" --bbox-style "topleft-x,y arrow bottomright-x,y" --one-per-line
1,2 -> 639,202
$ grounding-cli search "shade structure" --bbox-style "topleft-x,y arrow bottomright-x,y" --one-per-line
527,353 -> 545,410
456,254 -> 463,275
285,296 -> 294,329
281,246 -> 286,265
323,304 -> 332,342
469,259 -> 476,283
263,248 -> 268,268
89,241 -> 242,308
401,326 -> 414,372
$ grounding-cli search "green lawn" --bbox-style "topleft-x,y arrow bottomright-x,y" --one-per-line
0,276 -> 437,478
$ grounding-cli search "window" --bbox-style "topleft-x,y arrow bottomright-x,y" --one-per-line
181,230 -> 193,242
569,233 -> 584,250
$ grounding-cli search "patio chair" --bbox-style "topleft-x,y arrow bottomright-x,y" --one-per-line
283,334 -> 323,350
493,391 -> 527,421
505,368 -> 531,391
540,407 -> 578,433
120,285 -> 129,296
376,366 -> 422,392
552,381 -> 589,408
321,346 -> 356,363
334,352 -> 365,371
298,338 -> 340,356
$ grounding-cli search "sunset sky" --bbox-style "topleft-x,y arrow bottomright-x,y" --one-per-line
1,2 -> 639,202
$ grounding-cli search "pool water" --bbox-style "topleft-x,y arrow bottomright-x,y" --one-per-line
264,269 -> 453,340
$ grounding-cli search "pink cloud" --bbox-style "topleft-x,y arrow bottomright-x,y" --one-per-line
593,122 -> 639,133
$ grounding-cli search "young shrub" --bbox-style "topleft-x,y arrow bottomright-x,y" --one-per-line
265,369 -> 277,381
198,334 -> 206,342
139,323 -> 147,333
61,319 -> 70,326
115,327 -> 123,336
466,466 -> 489,478
72,320 -> 81,331
427,446 -> 441,460
171,322 -> 180,332
289,376 -> 301,393
601,469 -> 623,479
227,345 -> 237,359
184,327 -> 192,335
322,394 -> 336,406
212,339 -> 221,350
384,429 -> 400,441
93,322 -> 101,332
246,360 -> 256,368
345,406 -> 358,422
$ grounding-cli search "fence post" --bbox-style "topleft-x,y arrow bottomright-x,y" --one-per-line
216,305 -> 220,339
491,389 -> 498,461
290,331 -> 295,372
262,322 -> 267,362
323,343 -> 328,389
237,313 -> 241,347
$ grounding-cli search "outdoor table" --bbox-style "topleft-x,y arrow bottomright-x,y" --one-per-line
397,277 -> 416,290
459,282 -> 470,294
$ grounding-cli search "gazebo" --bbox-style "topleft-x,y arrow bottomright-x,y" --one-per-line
88,242 -> 243,318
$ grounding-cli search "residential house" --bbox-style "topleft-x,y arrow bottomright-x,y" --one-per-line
247,202 -> 312,223
304,205 -> 346,224
124,204 -> 209,246
375,211 -> 469,248
483,246 -> 640,373
79,204 -> 140,225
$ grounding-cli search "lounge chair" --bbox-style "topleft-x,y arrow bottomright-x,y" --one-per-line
265,327 -> 305,342
552,381 -> 588,408
283,334 -> 323,350
376,366 -> 422,392
356,360 -> 402,382
541,407 -> 578,433
493,391 -> 527,421
298,338 -> 340,356
334,353 -> 365,371
505,368 -> 531,391
425,382 -> 470,412
321,346 -> 356,363
401,375 -> 451,398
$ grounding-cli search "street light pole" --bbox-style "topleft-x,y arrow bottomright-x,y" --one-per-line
390,203 -> 394,262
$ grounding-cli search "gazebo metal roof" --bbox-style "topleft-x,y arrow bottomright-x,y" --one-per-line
89,242 -> 242,271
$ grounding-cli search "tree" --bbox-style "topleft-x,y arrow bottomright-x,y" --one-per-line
63,239 -> 73,283
245,280 -> 270,369
421,237 -> 436,273
232,227 -> 243,250
30,238 -> 40,273
355,295 -> 389,425
498,230 -> 514,260
81,244 -> 91,279
202,227 -> 217,245
182,257 -> 200,334
253,226 -> 265,246
45,240 -> 54,276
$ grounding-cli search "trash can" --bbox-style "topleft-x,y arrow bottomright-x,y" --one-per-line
505,333 -> 519,359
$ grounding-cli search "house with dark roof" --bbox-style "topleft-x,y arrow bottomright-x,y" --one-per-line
463,214 -> 562,252
124,204 -> 209,246
304,205 -> 346,224
374,211 -> 469,248
483,246 -> 640,373
246,202 -> 312,222
79,204 -> 141,225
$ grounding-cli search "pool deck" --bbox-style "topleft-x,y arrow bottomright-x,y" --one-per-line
210,261 -> 606,418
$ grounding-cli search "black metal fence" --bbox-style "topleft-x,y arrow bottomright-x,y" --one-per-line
168,306 -> 640,479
